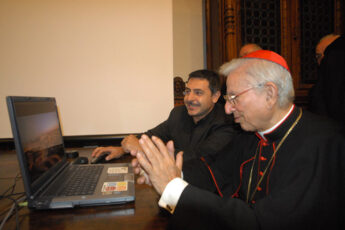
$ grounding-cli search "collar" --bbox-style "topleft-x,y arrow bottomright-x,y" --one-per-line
256,105 -> 298,142
191,103 -> 219,125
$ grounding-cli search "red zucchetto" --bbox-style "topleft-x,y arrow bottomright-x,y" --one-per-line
243,50 -> 290,72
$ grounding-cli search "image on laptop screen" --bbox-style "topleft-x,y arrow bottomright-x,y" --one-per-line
14,100 -> 65,184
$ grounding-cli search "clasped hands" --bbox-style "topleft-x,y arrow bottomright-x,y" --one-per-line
133,135 -> 183,195
92,134 -> 183,195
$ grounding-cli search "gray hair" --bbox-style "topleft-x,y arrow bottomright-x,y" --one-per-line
219,58 -> 295,108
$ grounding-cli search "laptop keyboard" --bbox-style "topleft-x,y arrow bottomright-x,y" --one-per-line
57,165 -> 104,196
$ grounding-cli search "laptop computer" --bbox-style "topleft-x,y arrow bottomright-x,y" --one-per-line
6,96 -> 135,209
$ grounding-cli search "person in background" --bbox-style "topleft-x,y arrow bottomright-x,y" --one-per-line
314,34 -> 340,65
239,43 -> 262,57
92,69 -> 238,165
218,43 -> 263,104
134,50 -> 345,230
309,34 -> 345,128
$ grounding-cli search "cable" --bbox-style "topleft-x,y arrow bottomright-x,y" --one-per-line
0,172 -> 22,199
0,171 -> 24,230
0,196 -> 25,230
0,202 -> 15,230
1,193 -> 25,198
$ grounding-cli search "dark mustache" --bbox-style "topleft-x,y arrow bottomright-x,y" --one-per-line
186,101 -> 201,107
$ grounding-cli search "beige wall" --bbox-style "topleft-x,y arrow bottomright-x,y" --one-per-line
0,0 -> 204,138
173,0 -> 204,81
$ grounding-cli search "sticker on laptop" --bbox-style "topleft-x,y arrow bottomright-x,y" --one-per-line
107,167 -> 128,174
102,181 -> 128,194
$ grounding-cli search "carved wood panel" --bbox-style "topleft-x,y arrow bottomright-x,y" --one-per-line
205,0 -> 344,106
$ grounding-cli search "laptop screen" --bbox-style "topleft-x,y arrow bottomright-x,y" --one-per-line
7,97 -> 66,194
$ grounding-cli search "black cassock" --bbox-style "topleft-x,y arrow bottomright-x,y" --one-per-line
169,106 -> 345,230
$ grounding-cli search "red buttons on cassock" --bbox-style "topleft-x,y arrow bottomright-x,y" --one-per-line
262,142 -> 269,146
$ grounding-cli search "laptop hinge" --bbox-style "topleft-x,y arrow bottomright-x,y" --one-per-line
32,160 -> 70,199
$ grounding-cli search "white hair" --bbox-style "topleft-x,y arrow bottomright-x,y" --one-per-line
219,58 -> 295,108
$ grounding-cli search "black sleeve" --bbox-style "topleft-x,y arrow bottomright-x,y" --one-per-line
182,158 -> 217,192
182,138 -> 243,195
184,120 -> 239,164
144,110 -> 174,143
169,185 -> 258,230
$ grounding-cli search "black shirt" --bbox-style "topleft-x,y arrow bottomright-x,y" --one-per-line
145,103 -> 238,163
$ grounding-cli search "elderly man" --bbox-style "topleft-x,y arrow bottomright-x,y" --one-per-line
92,69 -> 238,164
135,50 -> 345,229
309,34 -> 345,127
314,34 -> 341,66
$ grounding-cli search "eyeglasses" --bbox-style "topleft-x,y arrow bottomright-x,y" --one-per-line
223,87 -> 256,105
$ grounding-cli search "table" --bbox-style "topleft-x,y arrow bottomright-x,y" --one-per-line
0,148 -> 170,230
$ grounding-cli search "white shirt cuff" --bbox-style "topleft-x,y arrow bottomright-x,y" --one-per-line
158,177 -> 188,214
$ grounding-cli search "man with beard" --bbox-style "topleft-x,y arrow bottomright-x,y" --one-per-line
92,69 -> 238,164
